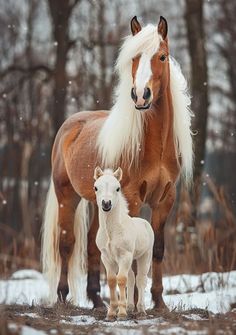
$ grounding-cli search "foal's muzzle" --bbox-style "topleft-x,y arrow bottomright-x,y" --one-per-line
131,87 -> 152,111
102,200 -> 112,212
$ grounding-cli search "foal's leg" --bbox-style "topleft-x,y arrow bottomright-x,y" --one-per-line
87,205 -> 104,308
136,252 -> 151,315
54,180 -> 80,302
127,268 -> 135,313
101,255 -> 118,320
117,254 -> 133,319
151,187 -> 175,310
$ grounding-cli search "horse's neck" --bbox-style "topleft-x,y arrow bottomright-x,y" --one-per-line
147,86 -> 175,150
98,195 -> 129,238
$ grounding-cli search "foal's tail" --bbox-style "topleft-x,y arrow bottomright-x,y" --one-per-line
41,178 -> 89,305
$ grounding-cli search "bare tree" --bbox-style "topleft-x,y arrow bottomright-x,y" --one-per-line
47,0 -> 80,137
185,0 -> 209,182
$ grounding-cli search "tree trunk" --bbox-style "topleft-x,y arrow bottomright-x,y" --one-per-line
48,0 -> 74,137
185,0 -> 209,182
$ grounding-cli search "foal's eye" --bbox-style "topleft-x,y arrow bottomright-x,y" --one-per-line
160,55 -> 166,62
116,187 -> 120,192
94,186 -> 98,192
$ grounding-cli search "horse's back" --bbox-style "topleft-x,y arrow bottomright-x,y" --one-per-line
52,110 -> 109,199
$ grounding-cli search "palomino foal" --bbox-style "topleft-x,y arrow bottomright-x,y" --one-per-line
94,167 -> 154,319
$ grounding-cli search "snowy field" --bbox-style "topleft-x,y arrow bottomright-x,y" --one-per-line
1,269 -> 236,334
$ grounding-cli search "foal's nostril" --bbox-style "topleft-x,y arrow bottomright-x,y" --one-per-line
102,200 -> 112,211
143,87 -> 151,101
131,87 -> 137,102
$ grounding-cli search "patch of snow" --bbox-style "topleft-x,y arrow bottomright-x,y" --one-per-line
8,323 -> 19,331
0,276 -> 49,305
159,327 -> 207,335
61,315 -> 96,326
184,314 -> 207,321
164,287 -> 236,314
11,270 -> 44,280
19,312 -> 39,318
1,269 -> 236,314
21,325 -> 46,335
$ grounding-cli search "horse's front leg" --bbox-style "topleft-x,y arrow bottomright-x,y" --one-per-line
117,254 -> 133,320
87,205 -> 104,308
55,182 -> 80,303
150,186 -> 176,310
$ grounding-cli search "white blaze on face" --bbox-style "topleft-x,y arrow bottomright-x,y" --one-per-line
135,53 -> 152,106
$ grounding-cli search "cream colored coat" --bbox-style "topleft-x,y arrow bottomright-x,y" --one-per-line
94,167 -> 154,320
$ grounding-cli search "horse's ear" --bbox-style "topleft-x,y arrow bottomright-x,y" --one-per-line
113,167 -> 123,181
94,166 -> 103,180
158,16 -> 168,40
131,16 -> 142,36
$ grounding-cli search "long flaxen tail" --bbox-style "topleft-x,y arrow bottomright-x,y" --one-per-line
41,179 -> 89,305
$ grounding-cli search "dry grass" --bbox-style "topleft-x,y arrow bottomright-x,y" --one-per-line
164,175 -> 236,275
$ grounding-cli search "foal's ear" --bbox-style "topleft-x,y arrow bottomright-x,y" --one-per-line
131,16 -> 142,36
158,16 -> 168,40
113,167 -> 123,181
94,166 -> 103,180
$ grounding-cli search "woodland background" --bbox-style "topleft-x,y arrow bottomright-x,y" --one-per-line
0,0 -> 235,276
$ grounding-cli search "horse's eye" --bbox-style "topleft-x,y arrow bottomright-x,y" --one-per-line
160,55 -> 166,62
116,187 -> 120,192
94,186 -> 98,192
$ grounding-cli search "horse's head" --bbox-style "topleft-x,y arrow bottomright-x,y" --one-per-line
93,167 -> 123,212
130,16 -> 169,110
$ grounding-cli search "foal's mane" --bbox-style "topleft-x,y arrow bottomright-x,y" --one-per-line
97,24 -> 193,183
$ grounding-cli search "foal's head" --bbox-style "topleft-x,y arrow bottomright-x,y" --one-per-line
94,167 -> 123,212
130,16 -> 169,110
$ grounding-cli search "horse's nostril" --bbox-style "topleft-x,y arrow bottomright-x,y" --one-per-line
143,87 -> 151,100
131,87 -> 137,102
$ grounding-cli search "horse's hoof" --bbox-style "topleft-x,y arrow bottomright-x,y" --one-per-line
153,300 -> 169,312
57,285 -> 69,303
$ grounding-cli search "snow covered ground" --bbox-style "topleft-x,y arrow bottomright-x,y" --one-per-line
2,269 -> 236,334
1,269 -> 236,314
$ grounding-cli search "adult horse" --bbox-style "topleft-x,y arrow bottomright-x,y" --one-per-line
41,16 -> 193,309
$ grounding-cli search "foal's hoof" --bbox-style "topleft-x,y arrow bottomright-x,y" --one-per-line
105,315 -> 116,322
127,304 -> 135,313
117,314 -> 128,321
136,311 -> 147,320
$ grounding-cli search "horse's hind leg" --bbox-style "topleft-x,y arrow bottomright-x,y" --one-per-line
87,205 -> 104,307
54,179 -> 80,302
